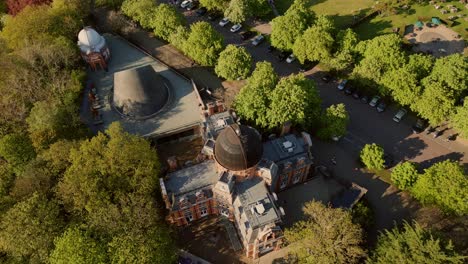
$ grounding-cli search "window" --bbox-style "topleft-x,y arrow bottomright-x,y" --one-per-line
200,207 -> 208,217
220,207 -> 229,217
280,174 -> 289,189
185,210 -> 193,222
293,170 -> 302,184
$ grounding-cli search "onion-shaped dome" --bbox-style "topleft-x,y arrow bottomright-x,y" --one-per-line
214,124 -> 263,171
113,65 -> 170,119
78,27 -> 106,53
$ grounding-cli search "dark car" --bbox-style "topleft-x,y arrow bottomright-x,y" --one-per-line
267,45 -> 276,53
360,95 -> 369,104
352,90 -> 361,99
240,31 -> 255,40
412,119 -> 427,133
207,12 -> 221,21
376,101 -> 387,112
196,7 -> 207,16
277,51 -> 289,61
186,1 -> 197,10
322,74 -> 332,83
344,86 -> 355,95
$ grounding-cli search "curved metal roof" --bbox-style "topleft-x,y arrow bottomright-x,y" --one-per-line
113,65 -> 170,119
214,124 -> 263,171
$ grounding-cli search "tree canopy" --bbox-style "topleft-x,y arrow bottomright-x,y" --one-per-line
452,100 -> 468,138
360,143 -> 385,170
0,133 -> 36,175
49,226 -> 108,264
199,0 -> 228,11
0,193 -> 64,263
369,221 -> 464,264
6,0 -> 51,16
390,161 -> 419,190
151,4 -> 185,41
121,0 -> 157,29
293,25 -> 334,63
215,44 -> 252,80
285,201 -> 366,263
224,0 -> 251,23
267,73 -> 321,129
184,21 -> 224,66
317,104 -> 349,140
234,61 -> 278,128
411,160 -> 468,216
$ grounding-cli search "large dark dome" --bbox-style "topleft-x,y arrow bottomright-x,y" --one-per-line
113,65 -> 170,119
214,124 -> 263,171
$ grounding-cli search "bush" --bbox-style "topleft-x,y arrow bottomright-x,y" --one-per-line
360,143 -> 385,170
390,161 -> 419,190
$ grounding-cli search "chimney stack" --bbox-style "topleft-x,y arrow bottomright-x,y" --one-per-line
216,100 -> 225,113
167,156 -> 178,171
207,102 -> 215,116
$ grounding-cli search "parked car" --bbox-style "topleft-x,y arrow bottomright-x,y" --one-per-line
286,54 -> 296,63
251,34 -> 265,46
180,0 -> 191,8
393,108 -> 407,122
337,79 -> 348,90
240,31 -> 255,40
360,95 -> 369,104
207,12 -> 221,21
352,89 -> 361,99
186,1 -> 198,10
412,119 -> 427,133
369,96 -> 381,107
267,45 -> 276,53
344,86 -> 355,95
322,74 -> 332,83
230,23 -> 242,33
277,51 -> 289,61
376,101 -> 387,112
196,7 -> 207,16
219,17 -> 230,27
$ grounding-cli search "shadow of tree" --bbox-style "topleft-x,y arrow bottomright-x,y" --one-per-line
394,137 -> 428,160
416,152 -> 464,171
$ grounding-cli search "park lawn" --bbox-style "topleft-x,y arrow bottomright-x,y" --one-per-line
354,1 -> 468,40
275,0 -> 375,28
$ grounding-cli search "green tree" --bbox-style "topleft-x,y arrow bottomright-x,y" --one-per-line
285,201 -> 366,264
414,80 -> 456,126
38,139 -> 80,175
293,25 -> 333,63
317,104 -> 349,140
234,62 -> 278,128
360,143 -> 385,170
369,221 -> 464,264
0,193 -> 65,263
9,158 -> 55,200
314,15 -> 335,33
224,0 -> 251,23
335,28 -> 359,54
0,161 -> 14,198
184,21 -> 224,66
168,25 -> 189,51
426,54 -> 467,96
381,67 -> 421,108
50,226 -> 108,264
199,0 -> 228,11
121,0 -> 157,29
57,123 -> 161,233
405,53 -> 433,80
267,74 -> 321,129
151,4 -> 185,41
390,161 -> 419,190
0,133 -> 36,175
215,44 -> 252,80
452,100 -> 468,138
351,200 -> 374,231
108,226 -> 177,264
411,160 -> 468,216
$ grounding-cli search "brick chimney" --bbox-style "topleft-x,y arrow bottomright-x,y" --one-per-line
216,100 -> 225,113
167,156 -> 178,171
280,121 -> 292,136
207,102 -> 216,116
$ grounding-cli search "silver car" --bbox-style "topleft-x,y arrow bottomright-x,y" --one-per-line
369,96 -> 381,107
393,109 -> 408,122
251,34 -> 264,46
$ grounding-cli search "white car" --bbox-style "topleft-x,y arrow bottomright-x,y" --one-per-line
219,17 -> 230,27
393,109 -> 408,123
251,34 -> 264,46
337,79 -> 348,90
180,0 -> 191,8
230,24 -> 242,33
286,54 -> 296,63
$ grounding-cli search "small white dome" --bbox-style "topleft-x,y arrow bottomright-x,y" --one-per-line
78,27 -> 104,49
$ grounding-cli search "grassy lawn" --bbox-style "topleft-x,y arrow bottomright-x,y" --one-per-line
354,1 -> 468,39
275,0 -> 375,28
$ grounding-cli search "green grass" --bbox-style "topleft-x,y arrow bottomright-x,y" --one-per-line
275,0 -> 375,28
354,1 -> 468,39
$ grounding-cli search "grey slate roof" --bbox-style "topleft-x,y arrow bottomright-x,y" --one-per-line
236,178 -> 281,230
164,160 -> 219,197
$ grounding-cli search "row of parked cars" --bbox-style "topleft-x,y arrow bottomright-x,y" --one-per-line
336,79 -> 409,123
